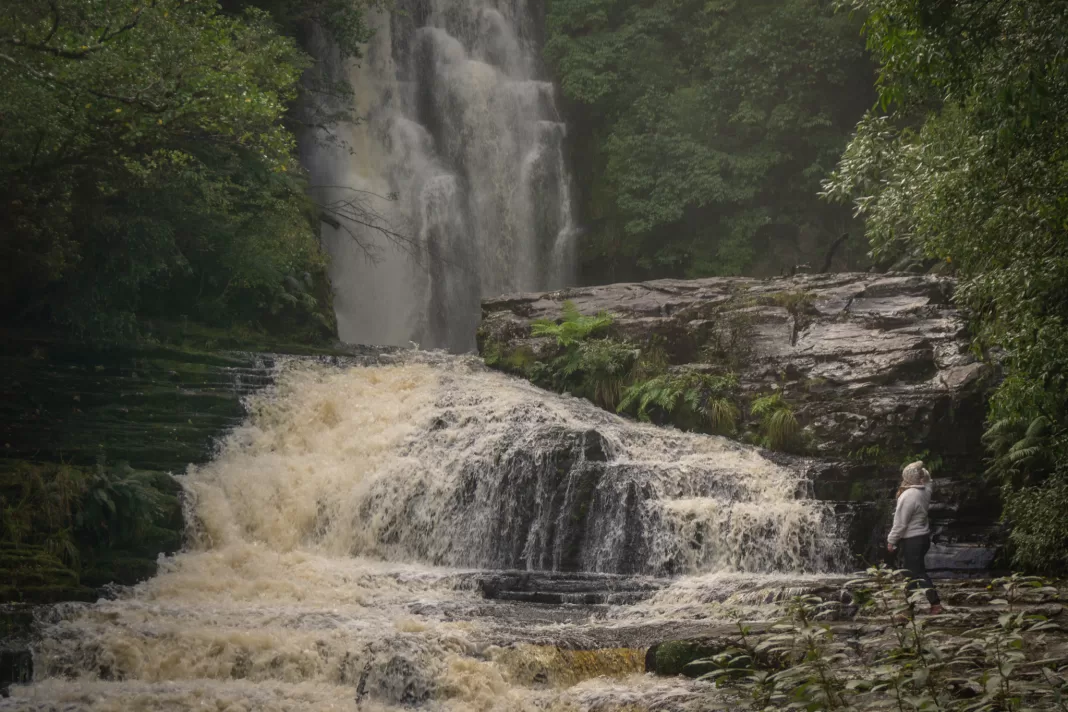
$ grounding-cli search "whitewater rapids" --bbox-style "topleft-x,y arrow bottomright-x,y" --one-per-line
5,354 -> 846,711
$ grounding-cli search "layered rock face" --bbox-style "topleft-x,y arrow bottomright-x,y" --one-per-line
1,341 -> 274,472
479,273 -> 1000,571
0,339 -> 283,600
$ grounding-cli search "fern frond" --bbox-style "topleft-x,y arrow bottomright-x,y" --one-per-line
530,318 -> 557,338
751,393 -> 783,417
1007,446 -> 1042,463
983,417 -> 1022,447
1025,416 -> 1051,439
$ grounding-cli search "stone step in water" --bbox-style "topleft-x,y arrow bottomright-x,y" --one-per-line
476,571 -> 670,605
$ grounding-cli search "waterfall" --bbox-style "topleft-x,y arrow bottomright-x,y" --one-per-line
5,357 -> 845,711
303,1 -> 578,352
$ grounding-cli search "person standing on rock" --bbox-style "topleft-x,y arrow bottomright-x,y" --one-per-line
887,461 -> 944,615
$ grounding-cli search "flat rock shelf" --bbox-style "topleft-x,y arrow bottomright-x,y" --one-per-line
478,273 -> 1001,571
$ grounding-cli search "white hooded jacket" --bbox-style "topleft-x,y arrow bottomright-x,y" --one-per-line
887,483 -> 932,546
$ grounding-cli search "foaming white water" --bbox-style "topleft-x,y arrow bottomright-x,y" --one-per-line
614,572 -> 854,624
6,356 -> 842,710
185,358 -> 842,574
304,1 -> 577,352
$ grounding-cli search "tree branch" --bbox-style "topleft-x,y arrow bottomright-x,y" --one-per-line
2,0 -> 157,60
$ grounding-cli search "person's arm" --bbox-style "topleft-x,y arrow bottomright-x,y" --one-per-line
887,490 -> 918,549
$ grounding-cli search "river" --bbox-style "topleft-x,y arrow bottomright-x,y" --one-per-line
4,353 -> 850,711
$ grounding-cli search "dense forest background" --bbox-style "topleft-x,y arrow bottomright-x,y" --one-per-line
2,0 -> 1068,574
545,0 -> 875,282
0,0 -> 380,345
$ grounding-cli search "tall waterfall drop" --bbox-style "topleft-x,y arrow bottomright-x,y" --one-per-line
303,1 -> 577,352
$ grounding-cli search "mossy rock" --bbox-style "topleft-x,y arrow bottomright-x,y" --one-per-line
0,545 -> 78,587
0,584 -> 96,604
0,545 -> 95,603
81,554 -> 160,588
648,640 -> 725,678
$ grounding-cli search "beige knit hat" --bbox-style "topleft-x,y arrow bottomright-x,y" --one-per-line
901,460 -> 931,487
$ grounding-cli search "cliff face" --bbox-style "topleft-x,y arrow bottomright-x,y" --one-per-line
478,273 -> 1000,571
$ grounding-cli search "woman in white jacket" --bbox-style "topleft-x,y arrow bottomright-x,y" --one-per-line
887,461 -> 944,614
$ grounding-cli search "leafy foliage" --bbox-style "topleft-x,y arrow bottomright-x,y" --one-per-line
488,304 -> 814,448
538,337 -> 640,410
695,568 -> 1068,710
531,301 -> 615,347
751,389 -> 802,452
823,0 -> 1068,573
618,372 -> 740,434
985,416 -> 1054,491
0,0 -> 337,340
1002,475 -> 1068,575
524,302 -> 635,409
1,461 -> 170,569
545,0 -> 874,282
76,464 -> 165,550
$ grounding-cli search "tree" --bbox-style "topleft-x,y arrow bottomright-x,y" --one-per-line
0,0 -> 335,339
545,0 -> 874,282
824,0 -> 1068,572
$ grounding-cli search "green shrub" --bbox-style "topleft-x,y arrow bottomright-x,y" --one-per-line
692,568 -> 1068,710
535,338 -> 639,410
618,372 -> 740,435
0,0 -> 339,342
750,390 -> 802,452
1002,475 -> 1068,575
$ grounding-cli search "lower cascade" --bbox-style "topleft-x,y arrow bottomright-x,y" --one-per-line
5,355 -> 846,711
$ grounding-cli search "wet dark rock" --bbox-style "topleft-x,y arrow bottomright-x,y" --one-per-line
480,274 -> 1001,572
0,605 -> 36,697
0,650 -> 31,698
650,639 -> 726,677
476,571 -> 668,605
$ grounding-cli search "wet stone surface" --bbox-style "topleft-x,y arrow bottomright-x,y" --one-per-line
479,273 -> 1001,572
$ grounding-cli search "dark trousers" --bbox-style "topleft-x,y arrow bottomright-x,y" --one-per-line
899,534 -> 941,605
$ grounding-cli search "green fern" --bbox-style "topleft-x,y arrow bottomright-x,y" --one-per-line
631,337 -> 670,381
79,463 -> 165,547
765,409 -> 800,451
984,416 -> 1053,488
572,339 -> 638,409
539,337 -> 637,409
750,391 -> 786,418
44,527 -> 81,568
619,372 -> 739,434
531,301 -> 614,347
